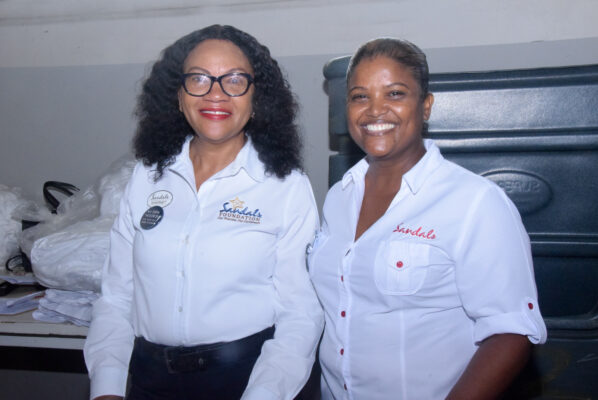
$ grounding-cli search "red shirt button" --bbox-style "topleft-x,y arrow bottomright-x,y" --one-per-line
341,311 -> 346,317
340,348 -> 344,355
396,261 -> 404,268
341,275 -> 344,282
528,303 -> 534,310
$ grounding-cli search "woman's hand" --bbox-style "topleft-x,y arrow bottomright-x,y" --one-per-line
93,396 -> 123,400
446,333 -> 531,400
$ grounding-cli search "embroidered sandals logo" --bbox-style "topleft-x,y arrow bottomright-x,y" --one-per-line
218,196 -> 263,224
393,223 -> 436,239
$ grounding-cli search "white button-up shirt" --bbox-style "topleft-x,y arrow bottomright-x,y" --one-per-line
84,138 -> 324,400
309,139 -> 547,400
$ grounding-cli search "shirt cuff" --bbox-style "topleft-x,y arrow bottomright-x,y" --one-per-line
473,298 -> 547,345
240,386 -> 278,400
89,367 -> 128,399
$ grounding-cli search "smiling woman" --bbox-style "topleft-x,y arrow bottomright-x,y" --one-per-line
346,56 -> 433,186
309,38 -> 547,400
345,51 -> 434,241
83,24 -> 323,400
177,39 -> 255,186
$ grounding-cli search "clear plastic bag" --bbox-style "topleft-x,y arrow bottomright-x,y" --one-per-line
19,188 -> 98,260
96,155 -> 137,216
20,156 -> 136,292
0,184 -> 28,265
30,217 -> 113,292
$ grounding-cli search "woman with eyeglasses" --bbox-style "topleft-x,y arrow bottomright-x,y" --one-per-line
84,25 -> 323,400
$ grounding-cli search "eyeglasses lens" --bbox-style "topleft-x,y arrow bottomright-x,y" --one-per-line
221,75 -> 249,96
184,74 -> 250,97
185,74 -> 211,96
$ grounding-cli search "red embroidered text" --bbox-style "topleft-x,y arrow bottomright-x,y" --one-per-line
393,223 -> 436,239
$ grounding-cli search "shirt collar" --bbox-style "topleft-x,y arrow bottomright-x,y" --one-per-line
168,135 -> 267,183
217,137 -> 267,182
341,157 -> 369,189
340,139 -> 444,194
402,139 -> 443,194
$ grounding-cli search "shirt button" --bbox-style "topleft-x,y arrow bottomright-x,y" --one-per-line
341,311 -> 346,317
344,383 -> 347,391
396,261 -> 404,268
178,306 -> 183,312
340,275 -> 344,282
345,248 -> 351,256
528,303 -> 534,310
340,348 -> 344,355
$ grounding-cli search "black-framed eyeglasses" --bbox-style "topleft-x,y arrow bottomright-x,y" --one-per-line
181,72 -> 254,97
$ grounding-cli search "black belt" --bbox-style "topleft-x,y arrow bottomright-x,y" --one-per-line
134,326 -> 274,374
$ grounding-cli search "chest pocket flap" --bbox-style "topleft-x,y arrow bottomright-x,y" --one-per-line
375,241 -> 431,295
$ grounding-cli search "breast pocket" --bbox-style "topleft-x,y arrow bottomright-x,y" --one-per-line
374,240 -> 430,295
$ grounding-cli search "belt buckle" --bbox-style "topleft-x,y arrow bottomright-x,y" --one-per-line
163,346 -> 178,374
164,346 -> 207,373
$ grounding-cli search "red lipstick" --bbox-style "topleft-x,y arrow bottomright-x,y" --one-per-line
199,108 -> 232,120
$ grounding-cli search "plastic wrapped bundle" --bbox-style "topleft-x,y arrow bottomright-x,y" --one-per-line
22,156 -> 135,292
0,185 -> 29,265
30,217 -> 114,291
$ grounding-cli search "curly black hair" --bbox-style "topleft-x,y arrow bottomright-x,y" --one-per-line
133,24 -> 302,179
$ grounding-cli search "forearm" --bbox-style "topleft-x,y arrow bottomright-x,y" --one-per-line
446,333 -> 531,400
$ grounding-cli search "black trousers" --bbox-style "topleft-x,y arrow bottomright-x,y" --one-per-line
126,327 -> 274,400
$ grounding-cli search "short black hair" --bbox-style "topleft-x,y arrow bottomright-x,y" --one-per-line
347,37 -> 430,100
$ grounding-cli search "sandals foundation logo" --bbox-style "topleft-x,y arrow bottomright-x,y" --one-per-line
218,196 -> 262,224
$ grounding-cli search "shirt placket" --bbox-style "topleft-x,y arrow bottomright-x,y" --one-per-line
336,178 -> 367,399
338,242 -> 355,399
174,178 -> 214,343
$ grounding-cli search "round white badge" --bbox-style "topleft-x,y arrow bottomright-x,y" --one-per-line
147,190 -> 173,208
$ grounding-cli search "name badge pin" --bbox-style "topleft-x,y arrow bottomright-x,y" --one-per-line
140,206 -> 164,230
